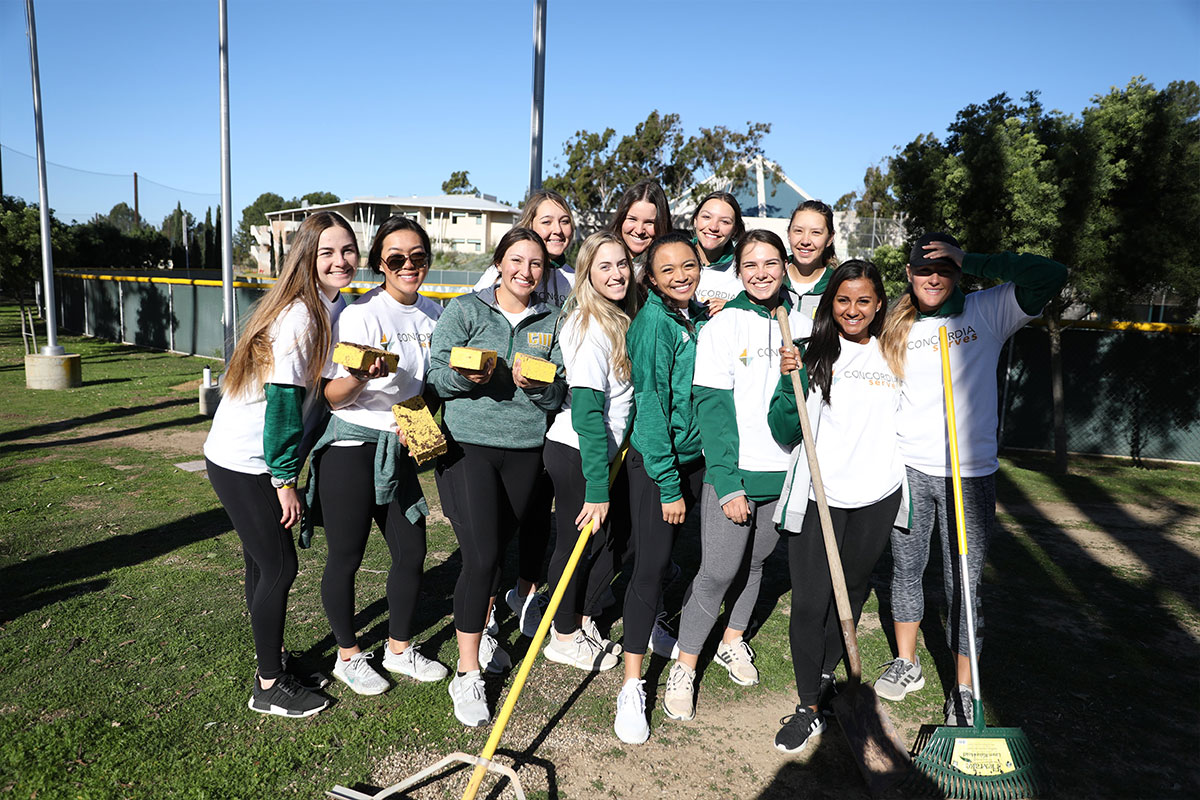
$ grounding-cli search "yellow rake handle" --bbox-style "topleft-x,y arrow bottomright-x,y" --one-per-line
461,445 -> 630,800
938,326 -> 969,557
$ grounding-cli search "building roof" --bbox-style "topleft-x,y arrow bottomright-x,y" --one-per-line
266,193 -> 519,220
670,155 -> 814,219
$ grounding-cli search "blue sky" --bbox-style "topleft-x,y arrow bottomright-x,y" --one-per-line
0,0 -> 1196,227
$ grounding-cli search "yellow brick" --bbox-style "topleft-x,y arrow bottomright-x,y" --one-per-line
515,353 -> 557,383
449,347 -> 497,371
333,342 -> 399,373
391,396 -> 448,465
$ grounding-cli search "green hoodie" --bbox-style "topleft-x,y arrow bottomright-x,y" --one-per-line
626,290 -> 709,502
427,286 -> 566,449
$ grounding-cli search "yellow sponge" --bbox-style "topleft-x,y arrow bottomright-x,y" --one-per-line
450,347 -> 497,371
333,342 -> 399,373
515,353 -> 557,383
391,396 -> 448,465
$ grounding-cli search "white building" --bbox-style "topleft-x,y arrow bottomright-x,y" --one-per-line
251,194 -> 519,275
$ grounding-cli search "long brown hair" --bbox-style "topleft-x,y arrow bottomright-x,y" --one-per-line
222,211 -> 355,399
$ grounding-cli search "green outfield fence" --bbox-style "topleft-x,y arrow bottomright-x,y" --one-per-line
50,270 -> 1200,464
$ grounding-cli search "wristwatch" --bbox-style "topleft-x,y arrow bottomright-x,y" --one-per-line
270,476 -> 297,490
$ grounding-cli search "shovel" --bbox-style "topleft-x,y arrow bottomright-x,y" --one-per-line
775,307 -> 911,796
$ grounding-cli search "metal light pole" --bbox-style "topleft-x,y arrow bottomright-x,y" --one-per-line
218,0 -> 235,364
870,200 -> 881,258
527,0 -> 546,194
24,0 -> 62,355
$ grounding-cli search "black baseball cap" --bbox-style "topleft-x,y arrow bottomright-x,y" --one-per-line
909,232 -> 961,268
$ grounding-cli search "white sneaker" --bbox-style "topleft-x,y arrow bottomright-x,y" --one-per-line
649,616 -> 680,659
614,678 -> 651,744
448,668 -> 490,727
478,632 -> 511,674
505,588 -> 548,637
485,605 -> 499,637
543,625 -> 620,672
331,651 -> 389,695
381,645 -> 450,682
715,636 -> 759,686
582,617 -> 623,656
662,661 -> 696,721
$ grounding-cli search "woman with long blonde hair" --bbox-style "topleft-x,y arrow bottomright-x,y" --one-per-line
542,231 -> 640,676
203,211 -> 357,718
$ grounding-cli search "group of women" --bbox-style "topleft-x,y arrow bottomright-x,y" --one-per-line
203,180 -> 1067,754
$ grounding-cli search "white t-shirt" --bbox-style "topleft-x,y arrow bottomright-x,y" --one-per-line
203,294 -> 344,474
473,264 -> 575,308
692,296 -> 814,474
330,287 -> 442,432
545,313 -> 634,459
897,283 -> 1034,477
696,267 -> 743,308
811,338 -> 903,508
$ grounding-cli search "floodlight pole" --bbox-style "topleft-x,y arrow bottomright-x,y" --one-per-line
218,0 -> 235,364
24,0 -> 62,355
527,0 -> 546,194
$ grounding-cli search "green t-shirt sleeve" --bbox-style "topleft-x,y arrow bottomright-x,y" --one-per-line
962,252 -> 1068,316
630,316 -> 683,502
571,388 -> 611,503
767,364 -> 810,447
263,383 -> 307,481
694,385 -> 743,500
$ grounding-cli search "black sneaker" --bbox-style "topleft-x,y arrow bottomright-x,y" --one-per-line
816,672 -> 838,717
275,649 -> 331,691
774,704 -> 826,753
248,672 -> 329,718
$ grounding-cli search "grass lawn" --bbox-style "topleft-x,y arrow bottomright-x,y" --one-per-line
1,302 -> 1197,799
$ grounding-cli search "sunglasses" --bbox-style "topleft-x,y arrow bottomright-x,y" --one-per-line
383,252 -> 428,271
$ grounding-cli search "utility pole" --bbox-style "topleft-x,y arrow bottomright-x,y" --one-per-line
24,0 -> 60,354
527,0 -> 546,195
218,0 -> 235,364
134,171 -> 140,227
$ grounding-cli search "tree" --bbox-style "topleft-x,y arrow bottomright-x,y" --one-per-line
544,110 -> 772,231
298,191 -> 340,207
100,202 -> 144,234
834,162 -> 900,217
234,192 -> 287,266
442,171 -> 477,195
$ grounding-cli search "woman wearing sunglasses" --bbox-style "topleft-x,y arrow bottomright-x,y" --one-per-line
309,216 -> 450,696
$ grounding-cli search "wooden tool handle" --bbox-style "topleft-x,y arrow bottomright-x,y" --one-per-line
776,307 -> 863,682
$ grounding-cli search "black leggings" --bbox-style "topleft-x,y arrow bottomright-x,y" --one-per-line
622,448 -> 705,656
316,445 -> 427,648
436,442 -> 544,634
543,440 -> 631,634
788,489 -> 901,705
206,459 -> 298,680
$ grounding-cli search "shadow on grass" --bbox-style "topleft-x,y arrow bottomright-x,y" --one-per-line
0,507 -> 230,623
0,412 -> 206,456
0,396 -> 194,444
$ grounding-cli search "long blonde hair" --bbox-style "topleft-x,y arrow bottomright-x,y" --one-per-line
222,211 -> 355,399
561,231 -> 640,382
879,289 -> 919,379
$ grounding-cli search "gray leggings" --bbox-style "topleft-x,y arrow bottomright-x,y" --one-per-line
677,483 -> 780,655
890,466 -> 995,657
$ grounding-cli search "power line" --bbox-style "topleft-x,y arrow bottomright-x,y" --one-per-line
0,143 -> 216,196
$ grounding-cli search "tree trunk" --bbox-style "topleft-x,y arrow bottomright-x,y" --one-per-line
1046,308 -> 1068,473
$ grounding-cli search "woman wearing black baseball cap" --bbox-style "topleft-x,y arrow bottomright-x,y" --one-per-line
874,233 -> 1067,726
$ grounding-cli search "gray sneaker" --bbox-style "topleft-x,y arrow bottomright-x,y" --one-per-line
874,656 -> 925,701
478,632 -> 511,674
448,669 -> 490,727
543,625 -> 620,672
331,651 -> 389,696
582,617 -> 623,656
944,684 -> 975,727
715,637 -> 759,686
381,645 -> 450,682
662,661 -> 696,721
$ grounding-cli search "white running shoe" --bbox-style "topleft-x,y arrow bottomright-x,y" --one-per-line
649,616 -> 680,659
448,668 -> 490,727
381,645 -> 450,683
505,588 -> 548,638
543,625 -> 620,672
582,617 -> 623,656
331,651 -> 389,696
614,678 -> 651,744
715,636 -> 759,686
478,632 -> 511,674
485,605 -> 499,637
662,661 -> 696,721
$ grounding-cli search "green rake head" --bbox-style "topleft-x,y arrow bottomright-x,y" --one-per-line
901,708 -> 1049,799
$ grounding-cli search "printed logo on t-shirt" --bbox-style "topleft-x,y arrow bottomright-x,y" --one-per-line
833,367 -> 898,390
737,346 -> 782,368
527,332 -> 553,349
908,325 -> 978,352
390,331 -> 433,348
